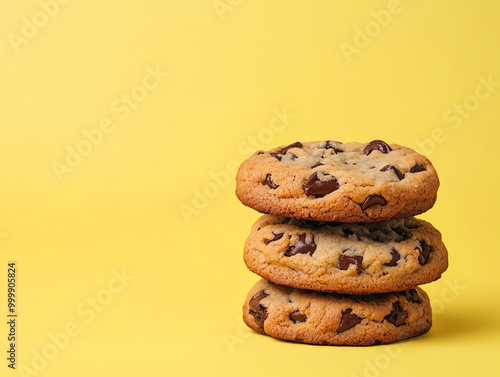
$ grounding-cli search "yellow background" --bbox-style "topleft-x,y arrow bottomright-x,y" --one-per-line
1,1 -> 499,376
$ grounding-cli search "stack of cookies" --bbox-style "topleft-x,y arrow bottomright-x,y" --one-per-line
235,140 -> 448,345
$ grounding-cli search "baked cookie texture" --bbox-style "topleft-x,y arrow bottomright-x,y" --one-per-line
236,140 -> 440,222
243,279 -> 432,346
244,215 -> 448,294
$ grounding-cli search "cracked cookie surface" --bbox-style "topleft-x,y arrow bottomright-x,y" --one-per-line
236,140 -> 439,222
243,279 -> 432,346
244,215 -> 448,294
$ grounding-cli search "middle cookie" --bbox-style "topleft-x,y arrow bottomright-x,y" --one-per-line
244,215 -> 448,294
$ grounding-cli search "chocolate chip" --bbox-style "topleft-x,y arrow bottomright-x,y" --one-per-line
410,164 -> 426,173
284,141 -> 303,150
285,234 -> 316,257
320,140 -> 343,153
338,254 -> 363,272
363,140 -> 392,155
337,309 -> 362,333
289,153 -> 298,160
263,174 -> 278,189
257,150 -> 264,155
249,290 -> 269,328
302,172 -> 339,197
360,194 -> 387,210
384,302 -> 408,327
404,289 -> 422,304
290,310 -> 307,323
264,233 -> 284,245
311,162 -> 324,169
380,165 -> 404,181
270,142 -> 303,161
384,248 -> 400,267
416,241 -> 432,265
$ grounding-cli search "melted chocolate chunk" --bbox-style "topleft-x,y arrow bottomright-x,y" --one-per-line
264,174 -> 278,189
337,309 -> 362,333
363,140 -> 392,155
320,140 -> 343,153
384,302 -> 408,326
380,165 -> 404,181
338,254 -> 363,272
384,248 -> 400,267
270,142 -> 303,161
302,172 -> 339,197
360,194 -> 387,210
257,150 -> 264,155
311,162 -> 324,169
283,141 -> 303,150
290,310 -> 307,323
285,234 -> 316,257
416,241 -> 432,265
249,290 -> 269,328
404,289 -> 422,304
264,233 -> 284,245
410,164 -> 426,173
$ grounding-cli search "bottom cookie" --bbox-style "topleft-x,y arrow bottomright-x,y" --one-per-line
243,279 -> 432,346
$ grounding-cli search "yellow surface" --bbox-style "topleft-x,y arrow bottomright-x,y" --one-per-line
1,1 -> 499,376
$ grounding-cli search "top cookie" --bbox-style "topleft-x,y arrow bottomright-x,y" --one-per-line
236,140 -> 439,222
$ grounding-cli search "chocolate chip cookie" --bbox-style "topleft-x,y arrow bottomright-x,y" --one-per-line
243,279 -> 432,346
236,140 -> 439,222
244,215 -> 448,294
